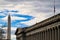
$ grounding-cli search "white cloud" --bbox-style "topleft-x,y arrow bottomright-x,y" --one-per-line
2,27 -> 17,31
5,4 -> 14,7
0,13 -> 6,16
11,16 -> 27,20
20,12 -> 48,26
20,11 -> 55,26
1,15 -> 27,22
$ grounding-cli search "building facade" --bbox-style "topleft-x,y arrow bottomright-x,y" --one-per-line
15,14 -> 60,40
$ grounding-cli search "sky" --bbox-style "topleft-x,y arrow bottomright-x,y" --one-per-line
0,0 -> 60,40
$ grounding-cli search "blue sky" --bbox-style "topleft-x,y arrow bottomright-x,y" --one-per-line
0,0 -> 60,40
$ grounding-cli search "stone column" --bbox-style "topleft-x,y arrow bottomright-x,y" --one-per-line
22,28 -> 26,40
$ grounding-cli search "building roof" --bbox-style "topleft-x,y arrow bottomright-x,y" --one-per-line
15,13 -> 60,35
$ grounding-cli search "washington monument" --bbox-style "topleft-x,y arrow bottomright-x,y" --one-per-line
7,14 -> 11,40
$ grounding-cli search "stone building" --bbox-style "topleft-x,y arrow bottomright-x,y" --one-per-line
15,14 -> 60,40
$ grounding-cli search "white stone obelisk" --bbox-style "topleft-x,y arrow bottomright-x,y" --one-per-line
7,14 -> 11,40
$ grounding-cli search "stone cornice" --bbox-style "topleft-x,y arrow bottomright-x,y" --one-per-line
25,14 -> 60,32
15,13 -> 60,35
